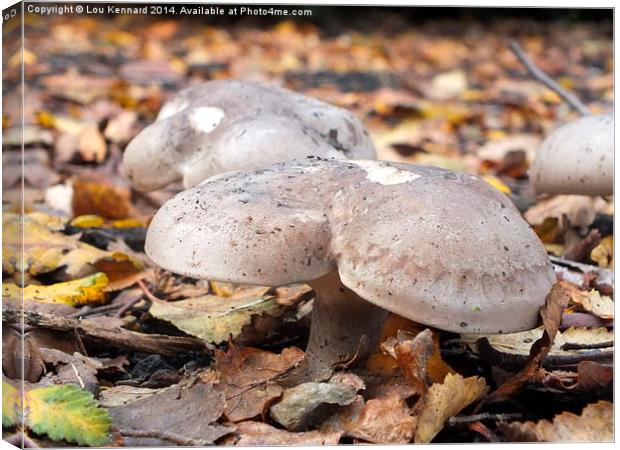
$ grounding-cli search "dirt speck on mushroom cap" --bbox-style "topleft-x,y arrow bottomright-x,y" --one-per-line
146,159 -> 554,334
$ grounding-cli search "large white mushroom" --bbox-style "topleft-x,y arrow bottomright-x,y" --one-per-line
145,158 -> 555,381
530,114 -> 613,196
122,80 -> 376,191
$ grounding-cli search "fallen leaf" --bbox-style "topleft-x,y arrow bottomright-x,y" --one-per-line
474,282 -> 570,403
532,360 -> 613,393
107,382 -> 232,445
270,381 -> 358,431
525,195 -> 609,230
562,282 -> 614,319
590,235 -> 613,268
2,328 -> 45,383
103,110 -> 138,144
226,420 -> 342,445
41,71 -> 116,104
498,401 -> 613,442
25,384 -> 112,446
471,326 -> 613,370
3,213 -> 142,279
3,125 -> 54,146
414,373 -> 488,443
3,273 -> 108,307
323,393 -> 417,444
72,179 -> 134,220
78,124 -> 107,163
429,69 -> 468,99
215,344 -> 304,422
2,379 -> 20,427
2,149 -> 60,190
149,285 -> 311,344
392,329 -> 435,397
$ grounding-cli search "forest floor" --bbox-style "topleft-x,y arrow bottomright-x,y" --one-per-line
2,8 -> 614,446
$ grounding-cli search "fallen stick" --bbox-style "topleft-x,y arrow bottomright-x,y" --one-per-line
508,40 -> 589,115
448,412 -> 523,426
2,309 -> 209,356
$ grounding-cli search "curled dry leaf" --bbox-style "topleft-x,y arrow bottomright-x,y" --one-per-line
532,360 -> 613,393
414,373 -> 488,443
524,195 -> 609,230
498,401 -> 613,442
2,329 -> 45,383
475,281 -> 569,404
562,282 -> 614,319
463,326 -> 613,371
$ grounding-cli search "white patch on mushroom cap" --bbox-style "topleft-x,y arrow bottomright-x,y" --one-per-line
350,160 -> 421,185
157,99 -> 191,120
188,106 -> 226,134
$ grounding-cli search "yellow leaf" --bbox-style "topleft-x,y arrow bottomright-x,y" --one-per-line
36,110 -> 57,128
71,214 -> 106,228
591,235 -> 613,269
414,373 -> 488,443
25,384 -> 111,446
3,273 -> 109,306
3,212 -> 141,278
481,175 -> 511,194
111,218 -> 145,228
499,401 -> 612,442
2,379 -> 20,427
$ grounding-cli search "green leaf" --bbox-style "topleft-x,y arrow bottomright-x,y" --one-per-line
2,379 -> 20,427
25,384 -> 111,446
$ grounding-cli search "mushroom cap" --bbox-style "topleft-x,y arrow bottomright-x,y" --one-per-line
146,158 -> 555,334
122,80 -> 376,192
530,114 -> 613,196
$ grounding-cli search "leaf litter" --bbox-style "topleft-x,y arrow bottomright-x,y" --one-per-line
2,8 -> 613,446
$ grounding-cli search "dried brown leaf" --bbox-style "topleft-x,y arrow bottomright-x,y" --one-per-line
499,401 -> 613,442
414,373 -> 488,443
226,420 -> 342,446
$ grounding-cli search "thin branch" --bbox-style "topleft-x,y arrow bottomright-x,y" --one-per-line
3,309 -> 210,356
119,429 -> 209,446
508,39 -> 590,115
448,412 -> 523,426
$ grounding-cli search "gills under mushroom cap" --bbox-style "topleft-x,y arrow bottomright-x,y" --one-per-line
146,158 -> 555,334
122,80 -> 376,192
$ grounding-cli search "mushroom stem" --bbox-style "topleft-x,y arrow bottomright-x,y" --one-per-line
302,271 -> 389,381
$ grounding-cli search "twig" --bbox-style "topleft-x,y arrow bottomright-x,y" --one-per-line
448,412 -> 523,426
67,303 -> 124,319
138,279 -> 163,303
115,295 -> 146,318
119,429 -> 208,446
3,309 -> 210,356
508,39 -> 590,115
71,363 -> 85,389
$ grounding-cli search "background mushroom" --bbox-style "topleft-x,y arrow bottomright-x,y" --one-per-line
145,158 -> 555,381
530,114 -> 613,196
121,80 -> 376,192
